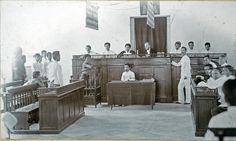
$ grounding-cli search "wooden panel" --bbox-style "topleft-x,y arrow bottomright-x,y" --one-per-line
38,80 -> 85,133
72,53 -> 225,103
107,81 -> 155,108
191,80 -> 218,136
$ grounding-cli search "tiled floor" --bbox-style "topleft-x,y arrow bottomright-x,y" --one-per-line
1,103 -> 204,140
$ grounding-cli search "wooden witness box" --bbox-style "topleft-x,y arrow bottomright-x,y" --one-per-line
107,80 -> 156,109
38,81 -> 85,133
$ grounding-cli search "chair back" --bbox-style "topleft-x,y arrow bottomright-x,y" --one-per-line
2,112 -> 18,132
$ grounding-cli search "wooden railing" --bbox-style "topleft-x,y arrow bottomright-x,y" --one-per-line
38,80 -> 85,133
191,79 -> 218,136
6,84 -> 39,112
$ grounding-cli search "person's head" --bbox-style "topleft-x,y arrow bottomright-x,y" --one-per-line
181,46 -> 187,55
33,53 -> 41,62
124,63 -> 131,72
14,47 -> 23,57
144,42 -> 151,50
219,54 -> 227,65
174,41 -> 181,50
41,50 -> 47,58
125,43 -> 131,52
203,55 -> 211,65
104,42 -> 111,51
204,42 -> 211,51
85,45 -> 92,53
222,65 -> 234,77
211,68 -> 221,80
188,41 -> 194,50
84,54 -> 91,62
32,71 -> 40,79
223,79 -> 236,106
204,64 -> 213,76
22,55 -> 26,63
53,51 -> 60,61
47,52 -> 52,61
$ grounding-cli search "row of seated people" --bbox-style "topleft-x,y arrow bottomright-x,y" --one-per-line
82,41 -> 219,58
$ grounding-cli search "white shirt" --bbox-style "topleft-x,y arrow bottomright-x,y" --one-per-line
172,54 -> 191,78
33,62 -> 43,75
207,75 -> 235,106
205,106 -> 236,140
221,62 -> 228,67
42,57 -> 48,77
121,70 -> 135,81
83,51 -> 99,55
102,50 -> 116,55
170,49 -> 181,54
209,61 -> 218,68
47,61 -> 63,86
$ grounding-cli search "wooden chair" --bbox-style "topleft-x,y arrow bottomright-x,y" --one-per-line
209,128 -> 236,141
70,67 -> 102,108
83,67 -> 102,108
2,112 -> 18,139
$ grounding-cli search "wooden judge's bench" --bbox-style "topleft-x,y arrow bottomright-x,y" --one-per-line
72,53 -> 225,103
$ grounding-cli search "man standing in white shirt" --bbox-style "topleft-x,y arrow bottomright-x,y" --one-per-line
121,64 -> 135,81
171,47 -> 191,104
102,42 -> 116,55
47,51 -> 63,87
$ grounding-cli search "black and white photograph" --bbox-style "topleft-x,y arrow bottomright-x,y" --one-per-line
1,0 -> 236,140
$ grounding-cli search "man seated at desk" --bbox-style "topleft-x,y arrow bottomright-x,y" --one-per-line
140,42 -> 156,57
117,43 -> 135,58
121,64 -> 135,81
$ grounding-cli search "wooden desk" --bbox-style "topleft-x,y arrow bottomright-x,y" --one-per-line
107,80 -> 156,109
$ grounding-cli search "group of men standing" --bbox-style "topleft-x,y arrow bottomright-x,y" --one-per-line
12,48 -> 63,87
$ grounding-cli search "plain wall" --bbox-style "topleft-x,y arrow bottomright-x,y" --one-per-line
1,1 -> 236,84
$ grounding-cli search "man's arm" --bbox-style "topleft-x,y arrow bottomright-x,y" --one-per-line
171,61 -> 180,66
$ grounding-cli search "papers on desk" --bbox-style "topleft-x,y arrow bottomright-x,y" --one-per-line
140,78 -> 155,82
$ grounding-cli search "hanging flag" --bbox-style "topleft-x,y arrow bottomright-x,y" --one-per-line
86,2 -> 99,30
140,0 -> 160,15
147,1 -> 155,29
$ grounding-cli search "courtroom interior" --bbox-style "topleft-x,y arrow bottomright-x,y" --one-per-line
1,1 -> 236,141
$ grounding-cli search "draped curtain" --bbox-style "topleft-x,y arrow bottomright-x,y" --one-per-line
134,17 -> 167,54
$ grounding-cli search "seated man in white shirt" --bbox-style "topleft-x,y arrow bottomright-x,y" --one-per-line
121,64 -> 135,81
205,78 -> 236,140
102,42 -> 116,55
84,45 -> 99,55
117,43 -> 136,58
187,41 -> 194,53
219,54 -> 229,67
203,55 -> 220,68
47,51 -> 63,87
203,42 -> 212,54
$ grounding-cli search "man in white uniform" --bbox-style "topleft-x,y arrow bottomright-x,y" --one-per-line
102,42 -> 116,55
171,47 -> 191,104
121,64 -> 135,81
47,51 -> 63,87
